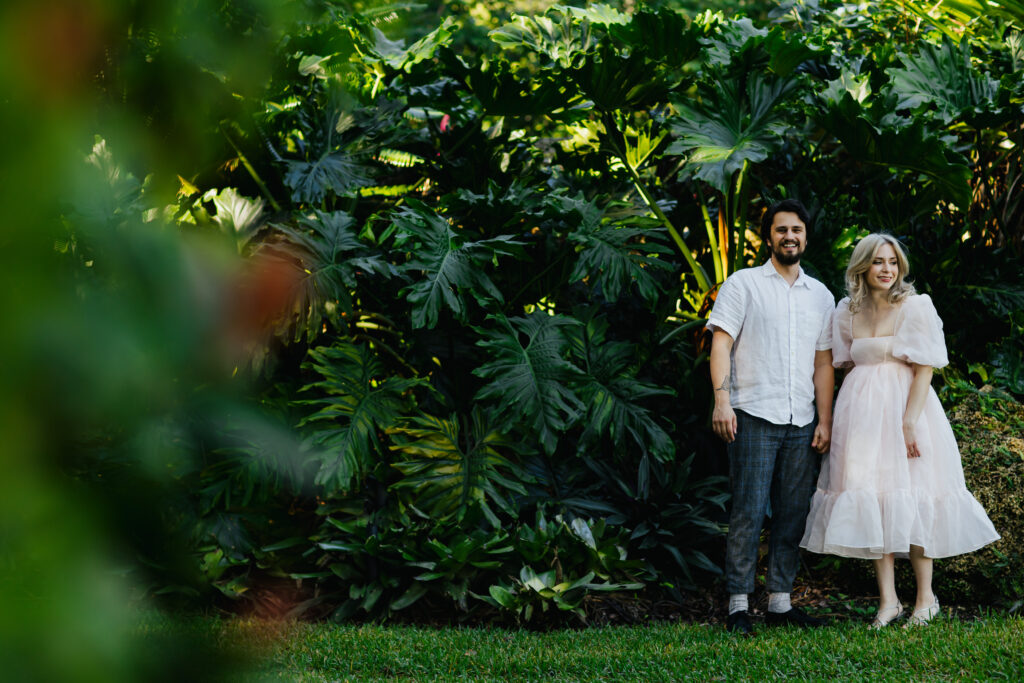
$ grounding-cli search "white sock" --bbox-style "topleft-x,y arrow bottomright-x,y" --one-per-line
728,593 -> 749,615
768,592 -> 792,613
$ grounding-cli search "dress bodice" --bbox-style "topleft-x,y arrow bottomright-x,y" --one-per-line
832,295 -> 949,371
849,336 -> 898,366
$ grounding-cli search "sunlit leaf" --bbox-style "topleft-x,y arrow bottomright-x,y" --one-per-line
669,74 -> 798,193
489,13 -> 597,68
389,409 -> 528,522
210,188 -> 265,247
888,36 -> 1000,124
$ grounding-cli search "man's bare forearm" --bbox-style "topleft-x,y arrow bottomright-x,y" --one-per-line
710,330 -> 734,405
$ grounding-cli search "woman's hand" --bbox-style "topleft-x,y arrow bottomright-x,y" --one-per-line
903,421 -> 921,459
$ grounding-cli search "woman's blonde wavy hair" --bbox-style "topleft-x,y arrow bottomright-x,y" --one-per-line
845,233 -> 915,313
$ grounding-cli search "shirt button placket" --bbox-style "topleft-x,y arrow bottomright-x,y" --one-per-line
788,287 -> 795,423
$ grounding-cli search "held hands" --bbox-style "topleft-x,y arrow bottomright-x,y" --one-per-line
903,421 -> 921,459
713,402 -> 738,443
811,422 -> 831,454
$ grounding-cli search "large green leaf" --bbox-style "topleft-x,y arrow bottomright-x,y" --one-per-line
266,210 -> 395,341
888,36 -> 1000,125
446,180 -> 548,233
558,4 -> 631,27
704,21 -> 821,76
817,93 -> 973,209
489,13 -> 598,68
460,60 -> 577,117
760,25 -> 825,76
567,316 -> 675,462
606,8 -> 707,68
570,42 -> 674,111
820,68 -> 873,106
389,409 -> 528,524
668,74 -> 799,193
352,16 -> 458,72
702,16 -> 766,68
558,195 -> 673,304
209,188 -> 266,249
300,341 -> 425,492
473,314 -> 586,454
283,152 -> 372,204
393,200 -> 524,329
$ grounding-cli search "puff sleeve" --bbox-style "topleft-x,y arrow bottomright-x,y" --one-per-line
832,298 -> 854,369
892,294 -> 949,368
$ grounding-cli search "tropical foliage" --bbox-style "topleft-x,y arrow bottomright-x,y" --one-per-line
52,0 -> 1024,627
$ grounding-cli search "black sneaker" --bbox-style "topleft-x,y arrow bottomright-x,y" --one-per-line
764,607 -> 828,628
726,610 -> 754,635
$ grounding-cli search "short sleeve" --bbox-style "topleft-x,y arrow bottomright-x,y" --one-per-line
892,294 -> 949,368
832,298 -> 854,369
815,288 -> 835,351
706,275 -> 746,338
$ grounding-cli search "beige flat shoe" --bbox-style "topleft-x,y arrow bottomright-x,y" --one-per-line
870,603 -> 904,630
904,599 -> 940,627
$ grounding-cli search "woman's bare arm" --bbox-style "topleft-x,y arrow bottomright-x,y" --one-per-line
903,363 -> 933,458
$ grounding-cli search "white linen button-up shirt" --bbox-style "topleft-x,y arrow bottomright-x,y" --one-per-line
706,260 -> 835,427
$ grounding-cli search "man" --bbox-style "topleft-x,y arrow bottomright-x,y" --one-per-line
706,198 -> 835,635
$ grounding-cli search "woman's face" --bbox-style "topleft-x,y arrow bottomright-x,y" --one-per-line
865,242 -> 899,293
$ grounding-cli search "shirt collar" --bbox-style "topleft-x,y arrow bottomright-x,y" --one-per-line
760,259 -> 810,288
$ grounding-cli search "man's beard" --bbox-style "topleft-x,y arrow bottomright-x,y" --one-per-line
771,245 -> 803,265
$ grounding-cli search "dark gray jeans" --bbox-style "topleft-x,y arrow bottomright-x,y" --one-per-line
725,409 -> 820,595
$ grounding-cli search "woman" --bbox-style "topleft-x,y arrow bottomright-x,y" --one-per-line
801,234 -> 1000,628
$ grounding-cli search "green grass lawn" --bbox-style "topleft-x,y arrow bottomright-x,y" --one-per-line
147,612 -> 1024,681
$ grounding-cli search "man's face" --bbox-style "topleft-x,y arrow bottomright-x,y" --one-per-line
768,211 -> 806,266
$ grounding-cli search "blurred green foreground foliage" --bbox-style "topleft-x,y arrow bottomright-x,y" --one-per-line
1,0 -> 1024,680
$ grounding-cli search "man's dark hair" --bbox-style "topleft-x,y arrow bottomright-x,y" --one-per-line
760,199 -> 811,244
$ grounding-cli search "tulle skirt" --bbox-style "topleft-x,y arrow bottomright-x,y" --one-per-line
801,360 -> 1000,559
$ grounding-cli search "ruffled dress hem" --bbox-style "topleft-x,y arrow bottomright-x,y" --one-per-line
801,487 -> 1001,560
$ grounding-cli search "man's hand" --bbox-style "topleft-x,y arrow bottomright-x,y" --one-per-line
713,401 -> 738,443
811,422 -> 831,454
903,421 -> 921,459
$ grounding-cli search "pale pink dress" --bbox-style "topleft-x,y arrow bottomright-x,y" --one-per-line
801,294 -> 1000,559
